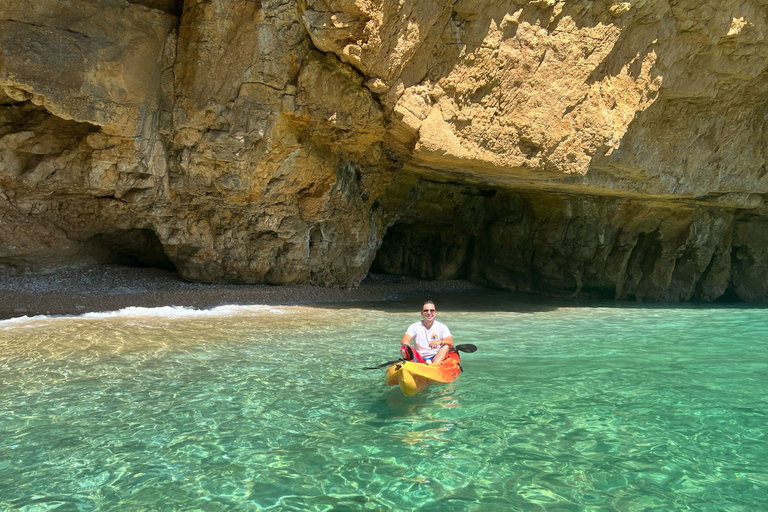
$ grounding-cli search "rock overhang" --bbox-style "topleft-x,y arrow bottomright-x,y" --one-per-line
1,0 -> 768,301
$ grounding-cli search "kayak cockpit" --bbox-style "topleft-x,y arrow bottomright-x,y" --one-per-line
385,350 -> 462,395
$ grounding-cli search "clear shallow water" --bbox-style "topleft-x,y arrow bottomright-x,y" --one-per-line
1,293 -> 767,511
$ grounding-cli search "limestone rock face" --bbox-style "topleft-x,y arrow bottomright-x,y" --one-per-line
166,0 -> 393,284
2,0 -> 768,301
373,180 -> 762,301
0,0 -> 176,136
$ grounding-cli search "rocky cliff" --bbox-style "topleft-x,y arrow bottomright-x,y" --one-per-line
1,0 -> 767,301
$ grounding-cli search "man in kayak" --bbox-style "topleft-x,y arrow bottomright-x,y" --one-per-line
401,300 -> 454,364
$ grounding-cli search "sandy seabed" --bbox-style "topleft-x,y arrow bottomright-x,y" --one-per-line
0,264 -> 481,320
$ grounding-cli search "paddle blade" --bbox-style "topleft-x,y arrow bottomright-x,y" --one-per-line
455,344 -> 477,353
363,358 -> 402,370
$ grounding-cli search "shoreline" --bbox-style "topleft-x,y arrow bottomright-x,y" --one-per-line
0,265 -> 483,320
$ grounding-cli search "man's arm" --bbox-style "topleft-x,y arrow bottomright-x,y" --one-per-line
401,333 -> 413,346
430,335 -> 453,348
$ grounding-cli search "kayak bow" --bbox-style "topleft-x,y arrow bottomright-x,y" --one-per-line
385,350 -> 462,395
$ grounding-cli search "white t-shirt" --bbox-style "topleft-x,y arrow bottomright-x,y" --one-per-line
406,320 -> 452,358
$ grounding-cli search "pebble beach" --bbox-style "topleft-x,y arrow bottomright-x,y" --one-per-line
0,264 -> 482,320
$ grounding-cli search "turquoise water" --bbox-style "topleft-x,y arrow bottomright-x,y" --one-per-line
1,291 -> 767,511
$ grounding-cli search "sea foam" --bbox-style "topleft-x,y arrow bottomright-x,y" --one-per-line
0,304 -> 288,329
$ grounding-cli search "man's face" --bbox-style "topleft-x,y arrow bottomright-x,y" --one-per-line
422,304 -> 436,321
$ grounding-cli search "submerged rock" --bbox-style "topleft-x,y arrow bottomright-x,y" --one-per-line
1,0 -> 767,301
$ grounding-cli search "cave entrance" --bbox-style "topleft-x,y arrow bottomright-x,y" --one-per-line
370,180 -> 493,282
371,222 -> 476,281
89,229 -> 176,271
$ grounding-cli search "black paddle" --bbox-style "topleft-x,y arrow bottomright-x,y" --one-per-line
362,344 -> 478,370
363,358 -> 404,370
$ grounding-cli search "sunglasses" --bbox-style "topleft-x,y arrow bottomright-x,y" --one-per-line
422,309 -> 435,313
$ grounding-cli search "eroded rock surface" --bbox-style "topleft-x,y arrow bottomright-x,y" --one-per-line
1,0 -> 768,300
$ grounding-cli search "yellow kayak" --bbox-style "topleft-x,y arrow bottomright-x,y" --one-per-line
385,351 -> 462,395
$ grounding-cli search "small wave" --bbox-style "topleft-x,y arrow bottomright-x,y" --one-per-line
0,304 -> 287,329
81,305 -> 287,320
0,314 -> 52,329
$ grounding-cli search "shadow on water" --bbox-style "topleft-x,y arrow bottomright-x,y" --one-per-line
306,283 -> 767,315
367,386 -> 461,421
311,286 -> 567,314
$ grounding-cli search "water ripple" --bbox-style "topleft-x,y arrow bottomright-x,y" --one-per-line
1,301 -> 767,510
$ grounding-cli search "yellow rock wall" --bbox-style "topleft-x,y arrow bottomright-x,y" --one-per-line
1,0 -> 767,300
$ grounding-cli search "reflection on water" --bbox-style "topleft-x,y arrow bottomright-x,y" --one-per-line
1,293 -> 767,510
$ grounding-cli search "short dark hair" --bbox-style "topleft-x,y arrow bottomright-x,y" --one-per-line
422,300 -> 435,309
